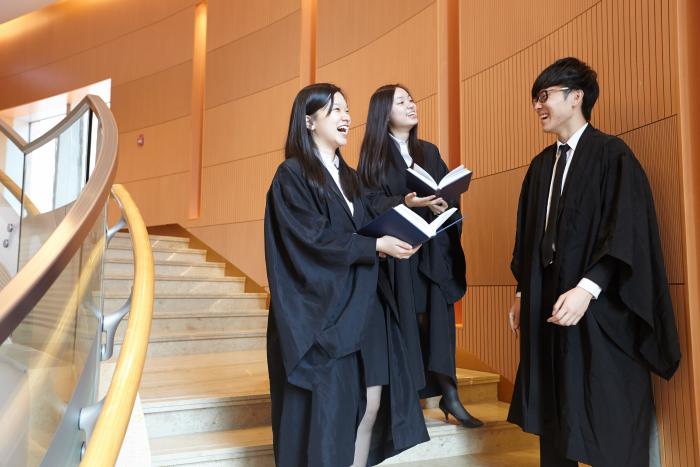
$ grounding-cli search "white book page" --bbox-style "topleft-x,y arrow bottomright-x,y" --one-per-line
393,204 -> 433,237
438,165 -> 471,188
427,207 -> 458,235
407,164 -> 438,190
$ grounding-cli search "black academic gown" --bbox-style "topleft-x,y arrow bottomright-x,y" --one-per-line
508,126 -> 681,466
265,158 -> 427,467
364,140 -> 467,398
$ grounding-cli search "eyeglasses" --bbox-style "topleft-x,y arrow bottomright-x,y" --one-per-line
532,87 -> 570,106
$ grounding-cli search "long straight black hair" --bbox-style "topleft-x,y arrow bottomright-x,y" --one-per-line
357,84 -> 424,188
285,83 -> 359,200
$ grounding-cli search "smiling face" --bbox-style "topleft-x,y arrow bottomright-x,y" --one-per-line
306,92 -> 351,154
388,87 -> 418,135
532,86 -> 584,139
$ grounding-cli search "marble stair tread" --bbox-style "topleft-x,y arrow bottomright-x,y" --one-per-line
139,350 -> 270,408
127,309 -> 268,319
104,291 -> 267,299
150,426 -> 273,465
116,328 -> 267,346
139,351 -> 494,408
106,244 -> 207,255
455,368 -> 500,385
103,274 -> 245,283
149,402 -> 527,466
390,449 -> 539,466
423,401 -> 511,427
104,258 -> 226,268
114,232 -> 189,242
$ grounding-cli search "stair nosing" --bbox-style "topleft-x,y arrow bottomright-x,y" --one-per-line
104,274 -> 244,282
105,292 -> 267,299
142,393 -> 271,412
104,258 -> 225,267
114,233 -> 189,242
151,434 -> 273,465
116,329 -> 267,345
124,309 -> 269,319
107,245 -> 207,254
148,403 -> 521,462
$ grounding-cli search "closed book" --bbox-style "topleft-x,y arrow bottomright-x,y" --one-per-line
406,163 -> 472,199
358,204 -> 462,247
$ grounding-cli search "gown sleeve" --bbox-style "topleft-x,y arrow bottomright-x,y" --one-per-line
586,139 -> 680,379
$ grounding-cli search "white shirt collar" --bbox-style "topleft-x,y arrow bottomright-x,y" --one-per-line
557,122 -> 588,153
317,149 -> 339,169
388,132 -> 413,167
388,132 -> 408,146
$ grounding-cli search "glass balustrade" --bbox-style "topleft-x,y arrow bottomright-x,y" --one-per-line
0,102 -> 111,466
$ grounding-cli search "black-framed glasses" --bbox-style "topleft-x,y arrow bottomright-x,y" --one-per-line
532,87 -> 570,106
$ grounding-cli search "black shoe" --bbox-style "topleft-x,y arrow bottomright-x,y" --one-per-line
439,397 -> 484,428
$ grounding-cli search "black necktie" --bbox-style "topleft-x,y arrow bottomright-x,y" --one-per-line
540,144 -> 570,267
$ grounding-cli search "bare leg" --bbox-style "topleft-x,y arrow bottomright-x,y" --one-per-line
352,385 -> 382,467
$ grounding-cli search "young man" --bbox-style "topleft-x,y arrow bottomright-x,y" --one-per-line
507,57 -> 681,466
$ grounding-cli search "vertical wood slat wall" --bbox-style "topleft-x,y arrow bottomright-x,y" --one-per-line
458,0 -> 696,465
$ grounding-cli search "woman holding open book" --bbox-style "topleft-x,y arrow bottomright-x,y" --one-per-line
264,83 -> 428,467
358,84 -> 483,429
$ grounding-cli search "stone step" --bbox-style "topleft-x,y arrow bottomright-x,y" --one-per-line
150,426 -> 273,467
149,402 -> 538,466
114,329 -> 267,358
104,259 -> 226,278
425,368 -> 499,407
140,351 -> 271,438
111,233 -> 190,250
115,309 -> 269,340
103,275 -> 245,295
381,405 -> 538,464
388,449 -> 539,466
105,245 -> 208,263
138,352 -> 500,441
103,293 -> 268,315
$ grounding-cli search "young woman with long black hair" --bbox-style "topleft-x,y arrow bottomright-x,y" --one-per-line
264,83 -> 428,467
358,84 -> 483,429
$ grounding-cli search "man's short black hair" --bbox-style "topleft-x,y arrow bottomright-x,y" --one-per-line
532,57 -> 599,121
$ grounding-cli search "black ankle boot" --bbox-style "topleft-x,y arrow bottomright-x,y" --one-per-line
438,395 -> 484,428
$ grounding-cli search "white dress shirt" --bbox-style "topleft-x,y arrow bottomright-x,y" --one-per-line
517,122 -> 602,300
389,133 -> 413,167
317,150 -> 354,215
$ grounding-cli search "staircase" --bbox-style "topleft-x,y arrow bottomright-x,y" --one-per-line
107,233 -> 539,466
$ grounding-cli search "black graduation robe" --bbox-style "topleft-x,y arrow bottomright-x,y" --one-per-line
508,125 -> 681,466
364,140 -> 467,398
264,158 -> 428,467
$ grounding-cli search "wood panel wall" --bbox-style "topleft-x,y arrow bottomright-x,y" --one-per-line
458,0 -> 697,464
180,0 -> 301,286
0,0 -> 198,229
317,0 -> 438,167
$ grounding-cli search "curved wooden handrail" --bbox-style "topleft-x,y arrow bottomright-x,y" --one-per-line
81,184 -> 154,466
0,168 -> 39,216
0,95 -> 117,344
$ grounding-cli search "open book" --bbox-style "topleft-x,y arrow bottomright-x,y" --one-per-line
406,163 -> 472,199
358,204 -> 462,247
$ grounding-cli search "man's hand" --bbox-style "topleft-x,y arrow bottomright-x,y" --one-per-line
508,297 -> 521,337
547,287 -> 593,326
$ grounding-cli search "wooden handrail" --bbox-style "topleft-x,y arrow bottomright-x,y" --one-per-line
0,168 -> 39,216
0,95 -> 117,344
80,184 -> 154,466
